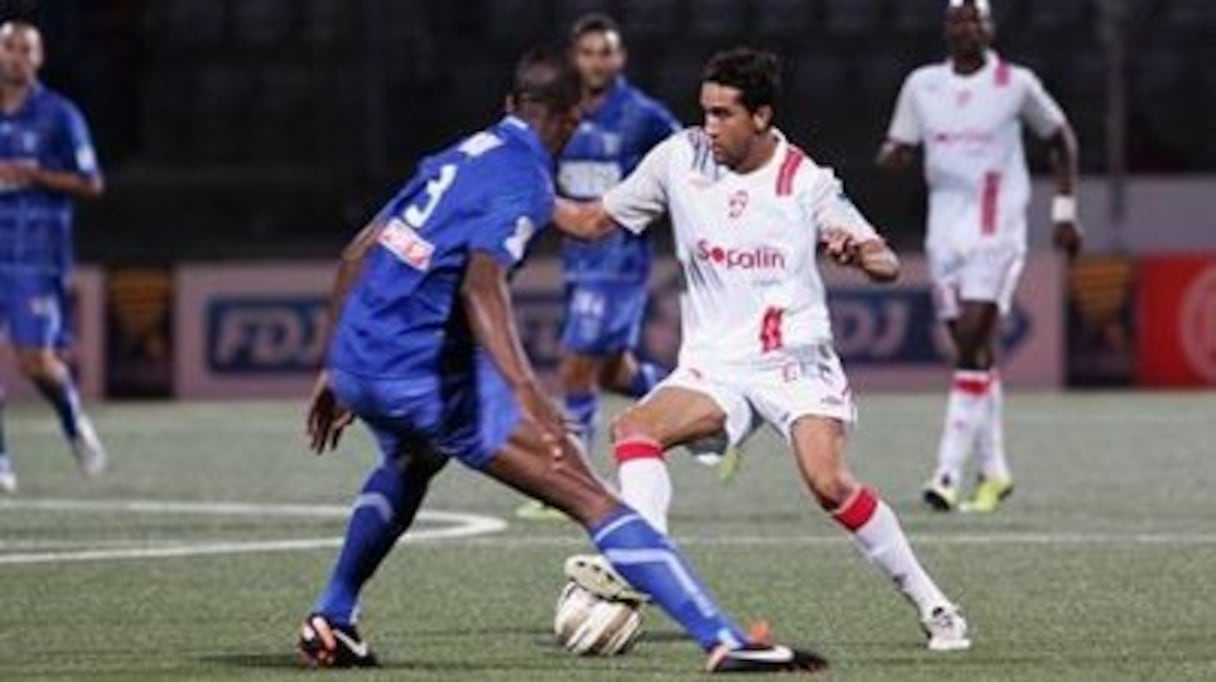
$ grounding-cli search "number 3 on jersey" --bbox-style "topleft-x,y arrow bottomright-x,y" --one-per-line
760,306 -> 785,353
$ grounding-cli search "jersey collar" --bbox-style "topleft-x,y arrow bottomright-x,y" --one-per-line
498,114 -> 551,164
947,49 -> 1000,80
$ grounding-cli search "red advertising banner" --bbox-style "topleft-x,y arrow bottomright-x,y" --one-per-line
1137,255 -> 1216,387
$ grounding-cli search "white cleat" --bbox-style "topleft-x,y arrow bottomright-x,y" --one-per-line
70,415 -> 108,478
922,604 -> 971,652
0,469 -> 16,494
563,554 -> 649,604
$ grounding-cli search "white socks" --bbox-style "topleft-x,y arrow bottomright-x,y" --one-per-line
934,369 -> 995,487
614,438 -> 673,534
975,371 -> 1011,481
834,488 -> 951,617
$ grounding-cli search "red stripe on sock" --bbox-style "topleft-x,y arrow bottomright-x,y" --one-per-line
614,437 -> 663,463
952,375 -> 992,396
833,487 -> 879,531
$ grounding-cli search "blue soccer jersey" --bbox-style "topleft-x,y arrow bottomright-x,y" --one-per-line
557,77 -> 678,285
329,116 -> 553,383
0,83 -> 101,274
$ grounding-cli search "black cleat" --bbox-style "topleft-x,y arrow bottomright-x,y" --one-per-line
298,613 -> 379,668
707,643 -> 829,674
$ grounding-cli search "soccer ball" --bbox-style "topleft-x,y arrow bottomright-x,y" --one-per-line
553,581 -> 644,656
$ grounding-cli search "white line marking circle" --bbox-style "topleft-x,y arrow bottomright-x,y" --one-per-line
0,498 -> 507,566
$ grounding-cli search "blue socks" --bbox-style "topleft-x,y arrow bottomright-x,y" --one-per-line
316,464 -> 431,624
625,362 -> 666,399
590,506 -> 746,651
31,372 -> 82,440
564,392 -> 598,453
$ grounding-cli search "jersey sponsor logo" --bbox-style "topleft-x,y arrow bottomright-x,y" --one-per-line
694,240 -> 786,271
206,297 -> 326,374
378,218 -> 436,270
930,130 -> 996,147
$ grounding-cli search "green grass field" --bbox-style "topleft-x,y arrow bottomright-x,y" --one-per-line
1,392 -> 1215,681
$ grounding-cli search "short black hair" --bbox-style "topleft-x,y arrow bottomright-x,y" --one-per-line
510,46 -> 581,113
702,47 -> 782,113
570,12 -> 621,41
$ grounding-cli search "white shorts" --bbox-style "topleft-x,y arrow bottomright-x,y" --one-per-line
927,240 -> 1025,320
646,345 -> 857,449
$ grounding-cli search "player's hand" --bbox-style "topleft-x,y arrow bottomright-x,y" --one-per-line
306,371 -> 354,455
515,381 -> 566,460
821,228 -> 860,266
1053,221 -> 1082,260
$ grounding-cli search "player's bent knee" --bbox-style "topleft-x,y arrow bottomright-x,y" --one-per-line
559,354 -> 600,392
15,349 -> 58,382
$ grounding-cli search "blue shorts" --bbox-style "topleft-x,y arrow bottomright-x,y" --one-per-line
329,352 -> 520,470
560,282 -> 648,356
0,270 -> 69,349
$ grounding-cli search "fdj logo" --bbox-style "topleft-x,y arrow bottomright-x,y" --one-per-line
830,289 -> 1029,365
207,298 -> 327,373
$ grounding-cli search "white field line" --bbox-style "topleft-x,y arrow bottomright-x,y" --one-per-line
0,498 -> 506,566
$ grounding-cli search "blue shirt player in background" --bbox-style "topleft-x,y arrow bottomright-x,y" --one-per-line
0,22 -> 106,494
517,15 -> 679,521
297,47 -> 825,674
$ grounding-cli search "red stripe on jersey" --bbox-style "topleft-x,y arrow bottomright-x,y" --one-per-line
994,59 -> 1010,87
759,306 -> 785,353
614,437 -> 664,463
981,171 -> 1001,235
833,487 -> 879,531
775,146 -> 805,196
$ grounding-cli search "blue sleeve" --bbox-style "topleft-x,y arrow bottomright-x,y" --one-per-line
55,101 -> 101,179
642,100 -> 681,152
466,168 -> 551,268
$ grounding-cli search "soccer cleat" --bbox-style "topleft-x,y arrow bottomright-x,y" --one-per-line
298,613 -> 379,668
921,604 -> 971,652
515,499 -> 569,522
706,643 -> 829,674
959,476 -> 1014,514
564,554 -> 649,604
0,469 -> 16,494
70,415 -> 107,478
922,476 -> 958,512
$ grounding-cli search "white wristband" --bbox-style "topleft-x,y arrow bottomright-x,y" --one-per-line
1051,195 -> 1077,224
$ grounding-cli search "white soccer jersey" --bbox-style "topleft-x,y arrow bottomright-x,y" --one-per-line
602,128 -> 877,369
886,52 -> 1066,250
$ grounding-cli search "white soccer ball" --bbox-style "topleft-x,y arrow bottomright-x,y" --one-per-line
553,581 -> 644,656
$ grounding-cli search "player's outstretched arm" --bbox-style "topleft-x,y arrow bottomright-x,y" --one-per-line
306,220 -> 383,454
1046,122 -> 1082,258
551,197 -> 617,241
822,228 -> 900,283
461,252 -> 566,456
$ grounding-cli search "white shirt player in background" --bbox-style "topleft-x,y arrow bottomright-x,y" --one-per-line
877,0 -> 1081,514
558,47 -> 970,652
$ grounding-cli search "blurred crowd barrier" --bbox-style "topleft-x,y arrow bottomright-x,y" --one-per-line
3,251 -> 1214,400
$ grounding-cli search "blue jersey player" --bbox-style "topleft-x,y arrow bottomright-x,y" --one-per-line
297,48 -> 824,674
0,22 -> 107,493
555,15 -> 678,453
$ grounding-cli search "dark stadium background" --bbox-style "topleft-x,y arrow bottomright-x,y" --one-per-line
17,0 -> 1212,263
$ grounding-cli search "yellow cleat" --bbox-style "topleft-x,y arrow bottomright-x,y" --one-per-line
960,477 -> 1014,513
922,478 -> 959,512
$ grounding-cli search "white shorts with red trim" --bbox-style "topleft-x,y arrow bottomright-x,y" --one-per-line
645,344 -> 857,448
927,239 -> 1026,320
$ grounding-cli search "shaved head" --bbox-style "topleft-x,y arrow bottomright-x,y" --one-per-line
0,20 -> 43,87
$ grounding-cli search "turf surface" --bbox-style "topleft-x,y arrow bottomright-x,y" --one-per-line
1,392 -> 1214,681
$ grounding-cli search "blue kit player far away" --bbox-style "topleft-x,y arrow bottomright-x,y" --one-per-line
555,14 -> 679,454
0,22 -> 107,493
297,47 -> 826,674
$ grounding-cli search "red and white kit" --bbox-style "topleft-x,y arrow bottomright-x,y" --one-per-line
602,128 -> 877,444
886,51 -> 1065,318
